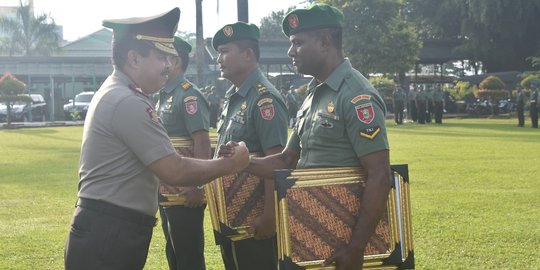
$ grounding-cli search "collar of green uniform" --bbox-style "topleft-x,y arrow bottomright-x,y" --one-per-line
308,58 -> 351,92
231,68 -> 264,97
161,74 -> 186,94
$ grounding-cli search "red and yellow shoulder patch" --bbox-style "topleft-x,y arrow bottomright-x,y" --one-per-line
355,103 -> 375,124
257,98 -> 273,106
351,94 -> 371,104
183,96 -> 197,102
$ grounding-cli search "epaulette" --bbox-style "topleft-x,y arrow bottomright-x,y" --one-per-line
181,81 -> 192,90
256,83 -> 267,95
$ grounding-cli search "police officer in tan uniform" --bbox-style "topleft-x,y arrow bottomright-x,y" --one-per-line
225,4 -> 391,270
212,22 -> 288,270
156,37 -> 210,270
64,8 -> 249,270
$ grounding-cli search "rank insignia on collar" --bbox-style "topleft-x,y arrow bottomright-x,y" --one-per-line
146,107 -> 161,124
327,101 -> 335,113
360,127 -> 381,140
181,81 -> 192,90
351,94 -> 371,104
257,98 -> 272,106
185,100 -> 198,115
355,103 -> 375,124
165,96 -> 173,110
260,104 -> 275,120
241,101 -> 247,110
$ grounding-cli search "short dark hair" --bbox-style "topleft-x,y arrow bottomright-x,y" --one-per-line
233,39 -> 260,61
313,27 -> 342,52
111,36 -> 152,69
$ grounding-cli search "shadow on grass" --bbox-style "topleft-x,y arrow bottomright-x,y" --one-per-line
1,127 -> 81,143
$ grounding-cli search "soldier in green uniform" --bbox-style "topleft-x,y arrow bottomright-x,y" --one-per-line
207,86 -> 221,128
408,86 -> 418,122
392,86 -> 405,124
156,37 -> 210,270
286,85 -> 301,127
64,8 -> 250,270
223,4 -> 391,270
433,84 -> 445,124
212,22 -> 288,270
530,80 -> 538,128
416,87 -> 427,124
516,83 -> 525,127
425,86 -> 433,123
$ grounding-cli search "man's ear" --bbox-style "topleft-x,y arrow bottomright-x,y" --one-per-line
127,50 -> 139,69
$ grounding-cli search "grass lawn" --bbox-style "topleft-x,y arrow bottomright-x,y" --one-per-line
0,118 -> 539,269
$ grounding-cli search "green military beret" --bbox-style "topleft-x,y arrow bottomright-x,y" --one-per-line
212,22 -> 260,50
173,36 -> 192,55
103,7 -> 180,56
282,3 -> 344,37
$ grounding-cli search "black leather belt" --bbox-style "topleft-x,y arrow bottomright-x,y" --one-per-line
77,198 -> 156,227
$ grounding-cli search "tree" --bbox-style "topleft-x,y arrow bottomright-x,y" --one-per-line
405,0 -> 540,73
0,1 -> 61,56
259,9 -> 295,40
0,72 -> 31,125
323,0 -> 421,81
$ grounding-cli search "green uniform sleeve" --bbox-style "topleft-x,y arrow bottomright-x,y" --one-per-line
253,92 -> 288,151
343,93 -> 389,158
181,88 -> 210,134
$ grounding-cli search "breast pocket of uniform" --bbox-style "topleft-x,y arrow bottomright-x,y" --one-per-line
226,115 -> 247,141
313,111 -> 343,138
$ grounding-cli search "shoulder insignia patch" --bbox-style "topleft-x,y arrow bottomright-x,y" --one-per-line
355,103 -> 375,124
146,107 -> 161,124
256,83 -> 267,94
351,94 -> 371,104
185,100 -> 198,115
360,127 -> 381,140
260,104 -> 275,120
257,98 -> 273,107
184,96 -> 197,102
181,81 -> 192,90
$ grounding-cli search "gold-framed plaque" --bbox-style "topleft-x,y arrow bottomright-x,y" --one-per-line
205,151 -> 266,242
274,165 -> 414,270
159,135 -> 217,206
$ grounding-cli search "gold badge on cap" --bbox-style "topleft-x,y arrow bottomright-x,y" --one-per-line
327,101 -> 335,113
224,25 -> 234,37
288,14 -> 299,29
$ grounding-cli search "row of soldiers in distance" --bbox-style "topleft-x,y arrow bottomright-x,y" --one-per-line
392,84 -> 446,125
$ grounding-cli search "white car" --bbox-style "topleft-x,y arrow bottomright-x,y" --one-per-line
63,91 -> 95,120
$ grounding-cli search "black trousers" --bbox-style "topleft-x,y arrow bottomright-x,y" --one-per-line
517,105 -> 524,127
65,198 -> 155,270
417,102 -> 426,124
393,101 -> 404,124
426,101 -> 433,123
434,101 -> 444,124
210,105 -> 220,128
531,104 -> 538,128
220,236 -> 278,270
159,204 -> 206,270
409,101 -> 417,122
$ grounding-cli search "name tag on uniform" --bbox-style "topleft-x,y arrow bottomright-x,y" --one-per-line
317,111 -> 339,121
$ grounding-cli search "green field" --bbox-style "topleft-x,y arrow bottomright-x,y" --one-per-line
1,118 -> 539,269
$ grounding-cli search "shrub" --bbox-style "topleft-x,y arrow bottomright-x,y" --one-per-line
520,74 -> 540,89
446,81 -> 477,100
478,76 -> 508,99
368,76 -> 397,101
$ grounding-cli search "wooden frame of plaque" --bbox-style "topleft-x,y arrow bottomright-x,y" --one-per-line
273,165 -> 414,270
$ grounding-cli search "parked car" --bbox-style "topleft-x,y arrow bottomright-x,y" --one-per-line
0,94 -> 48,122
63,91 -> 95,120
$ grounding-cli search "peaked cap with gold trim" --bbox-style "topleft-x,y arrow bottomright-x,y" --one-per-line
102,7 -> 180,56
